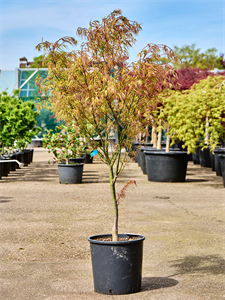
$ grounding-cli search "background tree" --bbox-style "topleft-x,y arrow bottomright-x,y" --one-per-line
36,9 -> 178,241
173,67 -> 212,91
159,75 -> 225,153
30,55 -> 49,68
161,44 -> 225,70
173,44 -> 224,69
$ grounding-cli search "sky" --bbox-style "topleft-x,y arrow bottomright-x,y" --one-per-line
0,0 -> 224,70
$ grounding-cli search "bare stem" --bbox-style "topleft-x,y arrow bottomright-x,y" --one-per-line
109,165 -> 118,241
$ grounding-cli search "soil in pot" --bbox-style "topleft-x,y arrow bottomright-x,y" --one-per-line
69,157 -> 85,164
88,233 -> 145,295
145,151 -> 188,182
58,163 -> 84,184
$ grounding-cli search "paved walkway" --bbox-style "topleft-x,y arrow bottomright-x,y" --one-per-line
0,148 -> 224,300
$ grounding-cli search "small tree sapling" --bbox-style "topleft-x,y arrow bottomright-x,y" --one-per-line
36,9 -> 177,241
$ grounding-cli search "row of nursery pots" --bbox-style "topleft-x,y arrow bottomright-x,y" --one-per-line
57,153 -> 93,184
192,145 -> 225,187
0,149 -> 34,179
130,142 -> 225,187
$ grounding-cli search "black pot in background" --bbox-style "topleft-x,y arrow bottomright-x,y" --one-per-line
58,163 -> 84,184
0,157 -> 11,176
88,234 -> 145,295
139,147 -> 156,174
141,148 -> 182,175
22,149 -> 31,166
199,147 -> 211,168
9,153 -> 18,171
28,149 -> 34,163
129,141 -> 140,162
84,153 -> 93,163
192,146 -> 200,164
0,162 -> 1,179
145,151 -> 188,182
214,148 -> 225,176
210,151 -> 215,171
219,155 -> 225,187
16,152 -> 24,169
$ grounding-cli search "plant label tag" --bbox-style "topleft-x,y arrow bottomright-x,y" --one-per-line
90,149 -> 98,157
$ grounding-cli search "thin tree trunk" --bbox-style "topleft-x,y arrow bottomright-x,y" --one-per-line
152,126 -> 157,148
157,128 -> 162,149
165,125 -> 170,153
205,116 -> 209,144
109,165 -> 118,241
145,125 -> 149,143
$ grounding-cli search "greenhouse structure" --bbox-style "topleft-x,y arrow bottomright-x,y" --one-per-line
0,67 -> 62,140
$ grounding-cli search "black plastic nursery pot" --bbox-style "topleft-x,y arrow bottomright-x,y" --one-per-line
29,149 -> 34,163
219,155 -> 225,187
210,151 -> 215,171
22,149 -> 31,166
214,148 -> 225,176
192,146 -> 200,164
140,147 -> 181,175
129,141 -> 140,162
88,234 -> 145,295
145,151 -> 188,182
16,152 -> 24,169
58,163 -> 84,184
199,147 -> 211,168
84,153 -> 93,163
139,146 -> 155,174
0,163 -> 1,179
0,157 -> 11,176
9,153 -> 18,171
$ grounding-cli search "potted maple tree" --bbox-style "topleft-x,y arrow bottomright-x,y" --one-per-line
36,9 -> 177,295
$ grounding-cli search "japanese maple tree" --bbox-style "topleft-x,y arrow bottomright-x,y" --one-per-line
36,9 -> 177,241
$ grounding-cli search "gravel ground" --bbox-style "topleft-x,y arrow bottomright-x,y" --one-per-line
0,148 -> 224,300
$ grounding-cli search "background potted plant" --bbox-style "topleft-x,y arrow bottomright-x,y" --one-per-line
36,9 -> 178,294
0,90 -> 40,173
158,75 -> 225,172
43,123 -> 86,184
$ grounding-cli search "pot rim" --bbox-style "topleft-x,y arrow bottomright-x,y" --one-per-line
57,163 -> 84,166
214,148 -> 225,153
144,151 -> 187,155
88,233 -> 145,245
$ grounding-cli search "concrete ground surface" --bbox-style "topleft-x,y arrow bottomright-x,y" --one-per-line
0,148 -> 224,300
